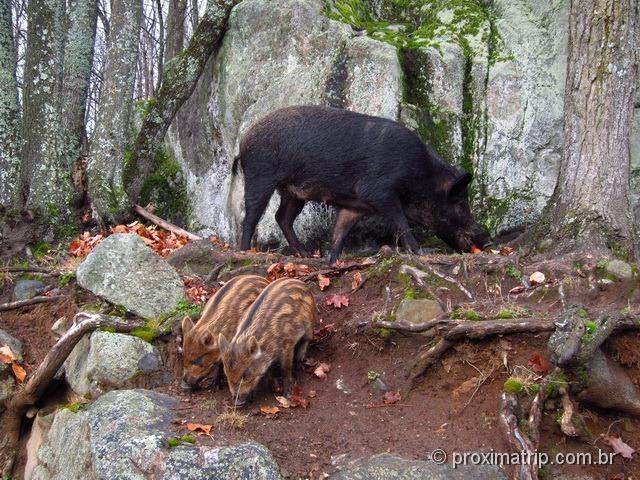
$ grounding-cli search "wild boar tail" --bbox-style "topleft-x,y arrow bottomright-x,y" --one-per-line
231,155 -> 241,176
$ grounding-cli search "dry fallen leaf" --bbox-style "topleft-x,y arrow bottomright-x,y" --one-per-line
528,352 -> 552,375
382,391 -> 401,405
0,346 -> 16,363
313,363 -> 331,380
602,435 -> 636,459
318,274 -> 330,291
260,406 -> 280,418
500,246 -> 515,256
529,271 -> 546,285
351,271 -> 363,290
470,245 -> 482,254
186,422 -> 213,435
325,294 -> 349,309
12,363 -> 27,382
275,396 -> 291,408
288,384 -> 310,408
508,285 -> 526,294
308,390 -> 317,398
452,376 -> 480,399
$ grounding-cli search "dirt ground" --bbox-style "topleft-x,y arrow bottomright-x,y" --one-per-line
2,245 -> 640,479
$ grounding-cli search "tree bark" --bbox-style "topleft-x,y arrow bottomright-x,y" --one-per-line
0,0 -> 21,207
123,0 -> 239,207
86,0 -> 142,223
532,0 -> 639,256
60,0 -> 98,169
20,0 -> 70,216
165,0 -> 186,63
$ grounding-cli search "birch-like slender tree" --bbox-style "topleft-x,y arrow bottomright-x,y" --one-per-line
87,0 -> 142,223
0,0 -> 21,206
532,0 -> 639,256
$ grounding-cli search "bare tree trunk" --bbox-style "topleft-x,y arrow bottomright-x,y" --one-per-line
0,0 -> 21,207
20,0 -> 69,217
165,0 -> 186,63
155,0 -> 165,89
61,0 -> 98,166
86,0 -> 142,223
123,0 -> 239,208
532,0 -> 639,256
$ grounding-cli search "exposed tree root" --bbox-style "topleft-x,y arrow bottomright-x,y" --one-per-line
399,260 -> 474,300
0,266 -> 59,276
499,393 -> 540,480
0,313 -> 143,478
0,295 -> 66,312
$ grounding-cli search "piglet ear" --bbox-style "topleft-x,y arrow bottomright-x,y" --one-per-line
218,333 -> 230,355
248,336 -> 262,359
202,330 -> 216,350
181,316 -> 194,335
448,171 -> 472,198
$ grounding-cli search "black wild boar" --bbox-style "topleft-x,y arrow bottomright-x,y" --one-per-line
218,277 -> 315,406
233,105 -> 491,263
181,275 -> 269,389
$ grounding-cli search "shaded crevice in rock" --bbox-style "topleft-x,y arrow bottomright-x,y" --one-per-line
323,42 -> 350,108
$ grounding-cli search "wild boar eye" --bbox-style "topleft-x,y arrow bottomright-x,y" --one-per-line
192,355 -> 205,366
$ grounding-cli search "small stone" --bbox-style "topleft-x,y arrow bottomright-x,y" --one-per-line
395,298 -> 444,325
336,378 -> 352,394
529,271 -> 546,285
605,259 -> 633,281
371,378 -> 388,392
12,279 -> 46,301
0,329 -> 23,362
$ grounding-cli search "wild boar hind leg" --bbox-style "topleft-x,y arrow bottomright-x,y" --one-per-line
275,191 -> 308,254
240,185 -> 276,250
329,208 -> 364,264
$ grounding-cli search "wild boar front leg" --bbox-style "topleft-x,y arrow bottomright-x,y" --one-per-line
329,208 -> 363,264
280,348 -> 296,395
379,199 -> 421,253
275,191 -> 308,255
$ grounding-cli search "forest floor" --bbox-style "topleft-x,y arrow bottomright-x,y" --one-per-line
2,232 -> 640,479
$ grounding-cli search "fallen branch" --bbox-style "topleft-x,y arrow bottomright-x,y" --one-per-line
0,313 -> 143,477
0,266 -> 59,276
499,393 -> 539,480
0,295 -> 66,312
527,375 -> 552,447
301,259 -> 375,283
133,204 -> 202,241
400,260 -> 474,300
371,315 -> 453,333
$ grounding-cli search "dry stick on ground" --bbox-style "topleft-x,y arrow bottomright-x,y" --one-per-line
399,260 -> 474,301
0,313 -> 144,478
0,267 -> 59,276
300,259 -> 376,283
0,295 -> 66,312
133,204 -> 203,241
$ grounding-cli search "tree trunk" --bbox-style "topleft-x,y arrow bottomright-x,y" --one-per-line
0,0 -> 21,207
123,0 -> 239,208
20,0 -> 69,217
165,0 -> 186,63
60,0 -> 98,168
86,0 -> 142,223
533,0 -> 639,256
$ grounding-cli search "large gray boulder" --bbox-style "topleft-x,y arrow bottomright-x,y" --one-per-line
31,389 -> 282,480
76,233 -> 184,319
481,0 -> 568,232
64,331 -> 162,397
332,453 -> 507,479
167,0 -> 402,244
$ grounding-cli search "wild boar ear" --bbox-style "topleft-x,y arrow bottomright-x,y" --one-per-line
201,330 -> 217,350
248,336 -> 262,359
218,333 -> 230,355
181,316 -> 194,335
448,172 -> 473,198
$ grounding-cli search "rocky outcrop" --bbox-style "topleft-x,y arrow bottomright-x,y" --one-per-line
332,453 -> 507,479
167,0 -> 402,245
0,328 -> 22,402
64,331 -> 163,397
76,233 -> 184,319
31,389 -> 282,480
